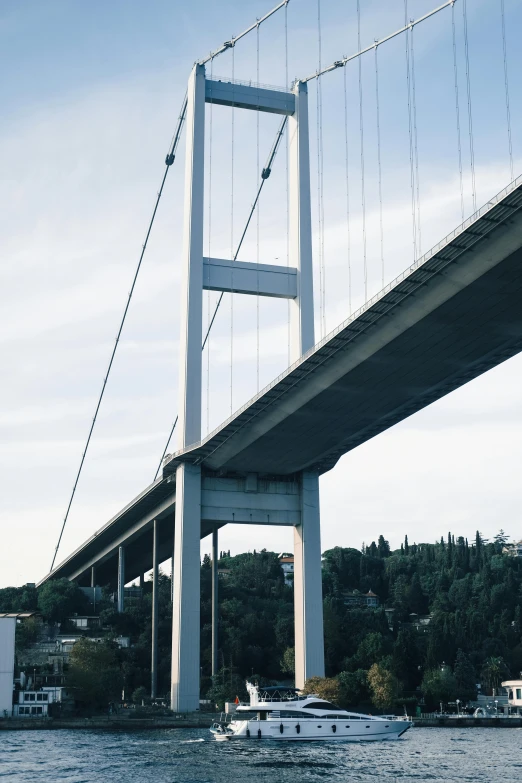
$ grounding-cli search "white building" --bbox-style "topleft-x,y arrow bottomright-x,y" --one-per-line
502,680 -> 522,715
0,617 -> 16,717
278,554 -> 294,586
14,687 -> 68,718
502,541 -> 522,557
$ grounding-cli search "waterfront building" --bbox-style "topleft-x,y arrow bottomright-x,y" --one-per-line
0,617 -> 16,717
502,680 -> 522,715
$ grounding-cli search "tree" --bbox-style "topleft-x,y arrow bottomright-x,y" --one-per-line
367,664 -> 398,710
37,579 -> 88,624
421,666 -> 457,710
206,667 -> 248,710
480,656 -> 509,693
494,530 -> 509,548
378,536 -> 390,558
337,669 -> 370,707
280,647 -> 295,675
132,686 -> 148,705
301,676 -> 341,704
454,649 -> 477,701
67,638 -> 123,708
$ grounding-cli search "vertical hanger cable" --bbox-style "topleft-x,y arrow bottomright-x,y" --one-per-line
451,1 -> 465,222
374,44 -> 384,289
343,66 -> 352,314
230,44 -> 235,415
462,0 -> 477,212
316,0 -> 325,337
500,0 -> 514,182
256,23 -> 261,393
404,0 -> 418,261
357,0 -> 367,300
410,22 -> 422,256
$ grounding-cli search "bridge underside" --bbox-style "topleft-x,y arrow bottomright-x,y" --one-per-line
39,179 -> 522,588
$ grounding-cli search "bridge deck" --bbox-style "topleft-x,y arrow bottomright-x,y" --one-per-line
39,178 -> 522,586
163,177 -> 522,477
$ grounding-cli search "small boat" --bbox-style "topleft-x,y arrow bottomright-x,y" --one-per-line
210,682 -> 412,742
210,722 -> 233,740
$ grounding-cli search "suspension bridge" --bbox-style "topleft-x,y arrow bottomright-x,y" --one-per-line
37,0 -> 522,712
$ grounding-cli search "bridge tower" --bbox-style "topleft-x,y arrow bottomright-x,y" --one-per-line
171,63 -> 324,712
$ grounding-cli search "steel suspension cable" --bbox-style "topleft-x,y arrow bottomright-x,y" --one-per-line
302,0 -> 454,83
285,1 -> 291,366
357,0 -> 367,300
230,45 -> 235,416
316,0 -> 325,338
462,0 -> 476,212
343,66 -> 352,314
374,44 -> 384,289
404,0 -> 418,261
500,0 -> 514,182
50,96 -> 188,571
451,0 -> 465,221
410,22 -> 422,256
154,118 -> 289,480
256,23 -> 261,393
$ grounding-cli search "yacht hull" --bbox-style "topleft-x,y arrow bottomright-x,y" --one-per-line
225,719 -> 412,741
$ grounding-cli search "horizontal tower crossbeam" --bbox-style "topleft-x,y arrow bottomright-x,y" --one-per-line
205,79 -> 295,115
203,257 -> 297,298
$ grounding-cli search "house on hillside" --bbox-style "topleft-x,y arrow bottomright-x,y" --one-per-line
278,554 -> 294,585
342,590 -> 380,609
503,540 -> 522,557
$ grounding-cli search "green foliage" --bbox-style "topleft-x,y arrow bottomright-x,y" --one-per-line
480,656 -> 509,693
37,578 -> 88,624
15,618 -> 39,652
367,664 -> 398,709
454,649 -> 477,700
301,676 -> 341,704
280,646 -> 295,675
206,667 -> 248,710
0,585 -> 38,613
421,666 -> 458,710
337,669 -> 370,707
2,528 -> 521,714
67,638 -> 123,708
132,686 -> 148,705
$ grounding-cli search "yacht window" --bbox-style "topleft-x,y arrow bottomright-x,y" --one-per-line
278,710 -> 315,718
305,701 -> 340,711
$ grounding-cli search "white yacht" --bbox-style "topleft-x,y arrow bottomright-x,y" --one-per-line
210,683 -> 412,742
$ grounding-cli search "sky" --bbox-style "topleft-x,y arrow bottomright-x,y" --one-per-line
1,0 -> 522,587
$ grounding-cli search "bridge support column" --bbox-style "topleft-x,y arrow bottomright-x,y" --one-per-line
170,463 -> 201,712
294,471 -> 325,690
117,546 -> 125,613
90,566 -> 96,588
289,79 -> 314,360
170,57 -> 205,713
211,527 -> 218,677
151,518 -> 159,700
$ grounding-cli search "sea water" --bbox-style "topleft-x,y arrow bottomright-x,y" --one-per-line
1,727 -> 521,782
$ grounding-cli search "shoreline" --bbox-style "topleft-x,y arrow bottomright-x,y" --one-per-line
2,714 -> 522,731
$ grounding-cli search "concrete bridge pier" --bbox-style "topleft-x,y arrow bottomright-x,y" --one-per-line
170,464 -> 202,712
117,545 -> 125,613
294,471 -> 324,689
151,518 -> 159,700
211,527 -> 218,677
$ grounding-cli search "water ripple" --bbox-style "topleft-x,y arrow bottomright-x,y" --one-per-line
0,728 -> 521,782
